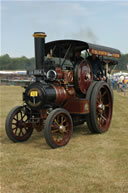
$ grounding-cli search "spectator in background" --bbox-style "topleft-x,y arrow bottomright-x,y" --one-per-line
119,75 -> 124,84
119,75 -> 124,91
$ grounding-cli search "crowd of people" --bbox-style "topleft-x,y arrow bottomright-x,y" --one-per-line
111,74 -> 128,91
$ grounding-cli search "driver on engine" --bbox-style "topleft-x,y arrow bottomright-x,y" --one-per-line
74,50 -> 84,64
87,54 -> 106,80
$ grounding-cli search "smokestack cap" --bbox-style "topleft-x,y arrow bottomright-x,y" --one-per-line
33,32 -> 47,38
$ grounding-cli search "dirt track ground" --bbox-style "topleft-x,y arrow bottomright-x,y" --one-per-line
0,86 -> 128,193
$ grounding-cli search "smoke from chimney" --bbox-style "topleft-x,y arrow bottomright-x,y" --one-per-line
72,27 -> 98,43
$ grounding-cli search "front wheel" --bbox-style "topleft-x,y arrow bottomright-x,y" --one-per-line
44,108 -> 73,148
5,106 -> 33,142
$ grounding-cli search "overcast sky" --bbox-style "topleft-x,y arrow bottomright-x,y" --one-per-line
1,0 -> 128,58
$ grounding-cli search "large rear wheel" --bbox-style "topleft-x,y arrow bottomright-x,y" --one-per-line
87,81 -> 113,133
44,108 -> 73,148
86,81 -> 97,133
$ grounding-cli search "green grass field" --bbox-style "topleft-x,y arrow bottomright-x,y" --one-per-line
0,86 -> 128,193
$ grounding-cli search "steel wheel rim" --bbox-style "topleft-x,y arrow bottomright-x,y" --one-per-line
50,113 -> 72,146
96,85 -> 112,131
11,109 -> 31,140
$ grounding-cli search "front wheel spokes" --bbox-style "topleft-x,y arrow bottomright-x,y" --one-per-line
61,115 -> 64,124
51,129 -> 59,134
12,111 -> 30,136
51,123 -> 60,134
13,117 -> 17,122
60,115 -> 67,124
19,111 -> 22,120
15,113 -> 19,121
5,106 -> 34,142
17,127 -> 27,137
44,108 -> 73,148
21,113 -> 26,120
19,129 -> 24,136
19,110 -> 27,121
62,118 -> 67,125
52,115 -> 70,142
54,119 -> 60,127
14,128 -> 18,135
16,113 -> 18,121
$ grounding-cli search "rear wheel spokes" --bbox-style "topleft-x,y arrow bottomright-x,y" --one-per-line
104,103 -> 110,108
96,88 -> 111,129
97,115 -> 106,128
101,90 -> 107,98
96,94 -> 101,104
98,88 -> 108,104
101,114 -> 107,121
88,82 -> 113,134
96,98 -> 108,128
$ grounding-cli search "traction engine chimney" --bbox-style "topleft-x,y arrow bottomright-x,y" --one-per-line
33,32 -> 47,70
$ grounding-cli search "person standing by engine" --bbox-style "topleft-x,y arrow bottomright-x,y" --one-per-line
87,54 -> 105,80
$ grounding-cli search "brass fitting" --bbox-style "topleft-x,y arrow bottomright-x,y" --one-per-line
33,32 -> 47,38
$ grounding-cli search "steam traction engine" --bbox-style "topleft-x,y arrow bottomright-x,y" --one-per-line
5,32 -> 121,148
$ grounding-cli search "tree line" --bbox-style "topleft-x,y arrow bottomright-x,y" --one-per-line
0,53 -> 128,71
117,53 -> 128,71
0,54 -> 35,70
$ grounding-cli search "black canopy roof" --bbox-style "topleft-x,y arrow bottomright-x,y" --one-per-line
45,39 -> 121,59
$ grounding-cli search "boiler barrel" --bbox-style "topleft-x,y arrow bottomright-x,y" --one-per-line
23,82 -> 75,110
